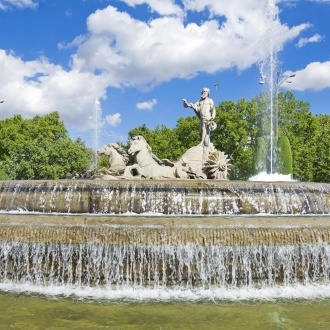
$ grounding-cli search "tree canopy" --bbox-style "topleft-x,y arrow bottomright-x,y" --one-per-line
128,124 -> 186,161
0,112 -> 90,180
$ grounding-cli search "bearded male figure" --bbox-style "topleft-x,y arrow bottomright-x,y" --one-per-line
183,87 -> 216,147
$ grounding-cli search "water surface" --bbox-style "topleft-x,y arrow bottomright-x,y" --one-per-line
1,292 -> 330,329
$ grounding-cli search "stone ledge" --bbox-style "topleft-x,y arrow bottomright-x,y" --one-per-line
1,213 -> 330,227
1,215 -> 330,246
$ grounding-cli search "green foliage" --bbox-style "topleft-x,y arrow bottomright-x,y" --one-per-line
0,112 -> 90,179
277,92 -> 316,181
4,93 -> 327,182
98,155 -> 110,169
253,137 -> 268,175
313,115 -> 330,183
0,168 -> 10,180
174,116 -> 200,150
128,124 -> 185,161
213,99 -> 258,180
276,136 -> 293,175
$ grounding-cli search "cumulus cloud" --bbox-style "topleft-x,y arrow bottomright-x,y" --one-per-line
297,33 -> 324,48
70,3 -> 307,89
0,0 -> 37,10
0,50 -> 108,130
58,35 -> 87,51
284,61 -> 330,91
136,98 -> 157,111
105,113 -> 122,127
183,0 -> 271,18
119,0 -> 184,17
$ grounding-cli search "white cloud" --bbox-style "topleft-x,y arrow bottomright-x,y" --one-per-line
183,0 -> 272,18
136,98 -> 157,111
70,3 -> 308,89
119,0 -> 184,17
297,33 -> 324,48
0,50 -> 108,130
58,35 -> 87,51
0,0 -> 37,10
65,9 -> 72,17
105,113 -> 121,126
284,61 -> 330,91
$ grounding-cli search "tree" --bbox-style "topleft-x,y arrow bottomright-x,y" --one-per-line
213,98 -> 258,180
276,136 -> 293,175
277,92 -> 317,181
128,124 -> 185,161
0,112 -> 90,179
174,116 -> 200,150
313,115 -> 330,182
253,137 -> 268,174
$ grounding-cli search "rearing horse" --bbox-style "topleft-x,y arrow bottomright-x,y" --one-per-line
97,143 -> 128,175
124,136 -> 175,179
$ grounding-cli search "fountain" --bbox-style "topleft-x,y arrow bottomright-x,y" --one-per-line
1,76 -> 330,300
0,127 -> 330,300
1,2 -> 330,302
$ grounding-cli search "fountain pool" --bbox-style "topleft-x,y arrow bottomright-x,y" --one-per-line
1,292 -> 330,329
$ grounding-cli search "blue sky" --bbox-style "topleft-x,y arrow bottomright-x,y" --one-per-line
0,0 -> 329,148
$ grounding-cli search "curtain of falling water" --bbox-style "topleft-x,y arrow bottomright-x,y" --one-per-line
1,181 -> 329,214
1,242 -> 330,289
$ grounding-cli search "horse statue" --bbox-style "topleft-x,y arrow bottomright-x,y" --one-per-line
124,136 -> 175,179
96,137 -> 230,181
97,143 -> 129,176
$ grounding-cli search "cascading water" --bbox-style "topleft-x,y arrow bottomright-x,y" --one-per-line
1,241 -> 330,290
0,180 -> 329,215
0,179 -> 330,300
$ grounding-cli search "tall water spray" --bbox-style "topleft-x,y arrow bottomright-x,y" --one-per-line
92,99 -> 102,170
258,0 -> 281,175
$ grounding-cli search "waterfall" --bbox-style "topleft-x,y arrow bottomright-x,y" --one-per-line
0,180 -> 329,215
1,241 -> 330,289
0,179 -> 330,299
0,178 -> 329,296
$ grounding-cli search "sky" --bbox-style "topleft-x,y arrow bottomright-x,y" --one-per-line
0,0 -> 329,148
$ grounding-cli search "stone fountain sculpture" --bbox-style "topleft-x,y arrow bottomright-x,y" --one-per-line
97,87 -> 230,180
181,86 -> 229,180
1,85 -> 330,297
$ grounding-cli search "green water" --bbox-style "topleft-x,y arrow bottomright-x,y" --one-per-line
1,293 -> 330,330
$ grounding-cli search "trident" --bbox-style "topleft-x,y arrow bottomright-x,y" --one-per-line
214,81 -> 219,106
